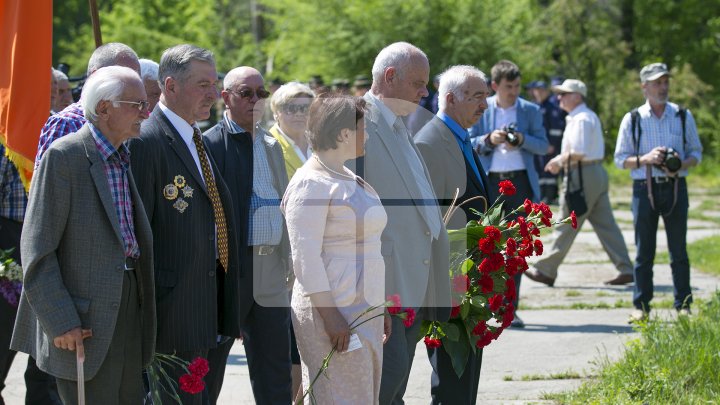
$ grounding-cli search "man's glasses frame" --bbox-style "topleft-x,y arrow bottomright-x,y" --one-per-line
281,103 -> 310,115
114,100 -> 150,111
226,88 -> 271,100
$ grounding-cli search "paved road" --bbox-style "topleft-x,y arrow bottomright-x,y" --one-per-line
3,193 -> 719,404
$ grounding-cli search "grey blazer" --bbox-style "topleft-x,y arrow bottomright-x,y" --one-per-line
11,125 -> 156,381
348,94 -> 450,320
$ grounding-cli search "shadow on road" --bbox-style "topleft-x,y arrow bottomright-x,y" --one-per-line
513,323 -> 636,334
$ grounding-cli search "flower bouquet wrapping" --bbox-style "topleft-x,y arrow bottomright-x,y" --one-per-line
0,248 -> 23,307
421,180 -> 577,377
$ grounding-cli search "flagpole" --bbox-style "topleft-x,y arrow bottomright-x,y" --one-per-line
88,0 -> 103,47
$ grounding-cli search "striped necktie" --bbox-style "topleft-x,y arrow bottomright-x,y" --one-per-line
192,128 -> 229,270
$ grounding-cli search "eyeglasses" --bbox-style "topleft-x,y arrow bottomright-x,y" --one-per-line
115,100 -> 150,111
281,103 -> 310,115
227,88 -> 271,100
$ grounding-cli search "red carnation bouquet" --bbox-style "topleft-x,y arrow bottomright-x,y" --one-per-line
146,354 -> 209,404
421,179 -> 576,377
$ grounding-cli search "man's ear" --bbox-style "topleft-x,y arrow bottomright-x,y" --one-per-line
490,81 -> 499,93
95,100 -> 111,121
384,67 -> 396,85
164,76 -> 177,96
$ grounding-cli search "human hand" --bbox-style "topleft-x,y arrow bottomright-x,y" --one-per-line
544,158 -> 561,175
382,314 -> 392,344
488,130 -> 507,146
53,327 -> 92,352
641,146 -> 667,166
317,307 -> 350,352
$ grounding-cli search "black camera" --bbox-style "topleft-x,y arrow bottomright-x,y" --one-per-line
503,123 -> 520,146
660,147 -> 682,172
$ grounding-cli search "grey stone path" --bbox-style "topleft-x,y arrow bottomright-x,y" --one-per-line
3,191 -> 719,404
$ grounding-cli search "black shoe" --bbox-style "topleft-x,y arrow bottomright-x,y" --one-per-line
510,313 -> 525,328
525,268 -> 555,287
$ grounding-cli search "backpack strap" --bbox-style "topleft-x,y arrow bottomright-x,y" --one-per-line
677,107 -> 687,152
631,108 -> 641,155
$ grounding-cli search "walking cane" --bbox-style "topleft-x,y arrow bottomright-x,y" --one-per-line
77,344 -> 85,405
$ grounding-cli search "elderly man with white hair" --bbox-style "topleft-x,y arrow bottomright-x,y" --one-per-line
52,69 -> 74,112
347,41 -> 450,405
139,58 -> 161,113
11,66 -> 156,405
415,65 -> 491,405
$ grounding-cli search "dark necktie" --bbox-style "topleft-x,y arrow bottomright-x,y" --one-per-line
192,128 -> 229,270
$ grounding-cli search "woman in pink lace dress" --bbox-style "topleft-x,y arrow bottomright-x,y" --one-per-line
281,94 -> 390,404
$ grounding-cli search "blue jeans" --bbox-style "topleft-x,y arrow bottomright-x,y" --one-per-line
631,177 -> 691,311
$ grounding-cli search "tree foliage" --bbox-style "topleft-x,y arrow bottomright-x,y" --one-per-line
52,0 -> 719,159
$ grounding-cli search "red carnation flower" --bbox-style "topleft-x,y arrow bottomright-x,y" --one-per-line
478,273 -> 494,294
504,278 -> 517,302
498,180 -> 516,196
516,256 -> 528,273
188,357 -> 209,378
472,321 -> 487,336
476,331 -> 494,348
478,237 -> 496,254
541,216 -> 552,227
488,295 -> 503,312
452,274 -> 469,293
179,373 -> 205,395
501,310 -> 515,328
528,222 -> 540,237
387,294 -> 402,314
534,239 -> 544,256
505,238 -> 517,255
570,211 -> 578,229
518,239 -> 534,257
450,305 -> 461,318
504,256 -> 519,276
538,202 -> 552,219
402,308 -> 416,327
523,199 -> 532,215
517,217 -> 529,238
484,225 -> 501,242
424,336 -> 442,348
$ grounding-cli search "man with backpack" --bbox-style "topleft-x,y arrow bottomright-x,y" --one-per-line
614,63 -> 703,323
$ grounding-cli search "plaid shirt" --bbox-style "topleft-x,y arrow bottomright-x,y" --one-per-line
615,101 -> 703,180
225,115 -> 283,246
89,124 -> 140,258
36,102 -> 86,169
0,144 -> 27,222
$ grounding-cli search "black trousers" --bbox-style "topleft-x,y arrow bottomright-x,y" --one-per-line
428,346 -> 483,405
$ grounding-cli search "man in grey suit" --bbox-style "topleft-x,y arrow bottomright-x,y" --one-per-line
349,42 -> 450,405
415,66 -> 491,405
204,66 -> 292,404
11,66 -> 156,405
130,44 -> 242,405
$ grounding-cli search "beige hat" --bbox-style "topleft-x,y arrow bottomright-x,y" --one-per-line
640,63 -> 670,83
551,79 -> 587,97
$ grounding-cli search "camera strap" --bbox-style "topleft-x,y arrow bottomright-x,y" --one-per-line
645,166 -> 678,216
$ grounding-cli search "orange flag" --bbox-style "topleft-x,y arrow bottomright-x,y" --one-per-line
0,0 -> 53,189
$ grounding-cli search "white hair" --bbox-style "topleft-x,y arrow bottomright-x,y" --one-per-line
139,58 -> 159,82
270,81 -> 315,115
82,66 -> 141,122
437,65 -> 487,110
86,42 -> 139,76
371,42 -> 427,84
52,68 -> 69,82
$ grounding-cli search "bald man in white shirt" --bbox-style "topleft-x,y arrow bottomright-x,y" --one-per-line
525,79 -> 634,287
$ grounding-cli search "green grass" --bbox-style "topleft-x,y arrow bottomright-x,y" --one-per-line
522,298 -> 675,311
565,290 -> 582,297
511,370 -> 584,381
656,235 -> 720,277
549,292 -> 720,404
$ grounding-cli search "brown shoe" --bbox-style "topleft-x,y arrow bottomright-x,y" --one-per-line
604,274 -> 634,285
524,268 -> 555,287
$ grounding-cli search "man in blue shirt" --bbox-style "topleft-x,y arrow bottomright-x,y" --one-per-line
469,60 -> 548,327
416,65 -> 491,405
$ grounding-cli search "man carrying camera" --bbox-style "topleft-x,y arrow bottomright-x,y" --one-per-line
614,63 -> 703,323
469,60 -> 548,327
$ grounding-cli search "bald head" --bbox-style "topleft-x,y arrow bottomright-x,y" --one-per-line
87,42 -> 140,76
222,67 -> 267,132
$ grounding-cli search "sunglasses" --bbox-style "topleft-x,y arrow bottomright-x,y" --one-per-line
282,103 -> 310,115
228,88 -> 271,100
115,100 -> 150,111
